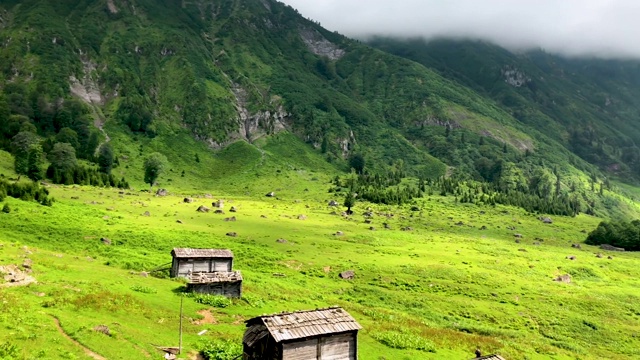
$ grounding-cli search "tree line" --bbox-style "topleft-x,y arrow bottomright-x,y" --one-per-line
586,220 -> 640,251
0,88 -> 129,188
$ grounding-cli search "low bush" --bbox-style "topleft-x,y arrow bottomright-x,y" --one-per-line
200,339 -> 242,360
130,285 -> 157,294
372,330 -> 436,352
189,294 -> 232,308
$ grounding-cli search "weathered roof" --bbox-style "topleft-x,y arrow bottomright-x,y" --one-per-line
171,248 -> 233,258
244,307 -> 361,345
472,355 -> 506,360
188,271 -> 242,284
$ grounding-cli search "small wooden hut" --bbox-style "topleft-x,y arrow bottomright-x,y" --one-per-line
170,248 -> 233,278
243,307 -> 361,360
187,271 -> 243,298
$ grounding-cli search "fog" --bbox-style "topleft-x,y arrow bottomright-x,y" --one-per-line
280,0 -> 640,59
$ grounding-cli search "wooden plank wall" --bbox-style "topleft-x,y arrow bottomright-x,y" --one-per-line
281,333 -> 356,360
283,339 -> 318,360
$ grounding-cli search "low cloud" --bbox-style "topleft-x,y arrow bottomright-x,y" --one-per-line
280,0 -> 640,58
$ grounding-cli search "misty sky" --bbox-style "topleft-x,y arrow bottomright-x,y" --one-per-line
280,0 -> 640,58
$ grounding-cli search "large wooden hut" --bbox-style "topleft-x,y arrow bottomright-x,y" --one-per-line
243,307 -> 361,360
187,271 -> 243,298
170,248 -> 233,278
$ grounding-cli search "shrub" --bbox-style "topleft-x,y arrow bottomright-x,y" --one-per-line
1,203 -> 10,213
0,341 -> 19,358
200,339 -> 242,360
189,294 -> 232,308
130,285 -> 157,294
372,331 -> 436,352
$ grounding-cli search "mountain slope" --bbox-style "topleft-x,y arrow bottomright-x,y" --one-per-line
1,0 -> 639,218
368,37 -> 640,180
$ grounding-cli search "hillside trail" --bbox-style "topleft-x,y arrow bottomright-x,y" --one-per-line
50,316 -> 107,360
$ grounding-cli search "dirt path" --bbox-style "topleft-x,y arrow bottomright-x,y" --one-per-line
51,316 -> 107,360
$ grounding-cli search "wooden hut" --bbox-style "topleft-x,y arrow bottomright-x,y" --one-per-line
170,248 -> 233,278
186,271 -> 243,298
243,307 -> 361,360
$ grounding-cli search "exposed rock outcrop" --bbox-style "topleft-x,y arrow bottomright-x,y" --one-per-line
299,28 -> 345,60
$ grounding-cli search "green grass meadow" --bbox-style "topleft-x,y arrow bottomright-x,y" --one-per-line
1,136 -> 640,360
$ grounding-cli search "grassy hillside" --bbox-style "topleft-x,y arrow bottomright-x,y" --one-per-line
368,38 -> 640,182
1,144 -> 640,359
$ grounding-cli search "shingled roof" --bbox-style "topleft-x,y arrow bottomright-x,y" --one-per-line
244,307 -> 361,346
472,355 -> 506,360
171,248 -> 233,258
188,271 -> 242,284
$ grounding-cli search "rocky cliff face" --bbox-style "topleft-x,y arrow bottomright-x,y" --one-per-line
502,66 -> 531,87
299,28 -> 345,60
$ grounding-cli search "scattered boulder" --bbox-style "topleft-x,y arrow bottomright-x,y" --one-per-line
518,249 -> 527,252
369,227 -> 376,231
608,255 -> 614,260
183,198 -> 194,203
515,239 -> 521,244
600,244 -> 625,252
554,274 -> 572,284
334,231 -> 344,236
339,270 -> 355,280
22,259 -> 32,269
204,194 -> 213,199
276,238 -> 288,243
364,219 -> 372,224
142,211 -> 151,217
383,223 -> 390,229
514,234 -> 523,238
479,225 -> 487,230
213,200 -> 224,209
176,220 -> 183,224
229,206 -> 237,213
455,221 -> 464,226
596,253 -> 603,258
533,242 -> 541,246
226,232 -> 238,237
197,206 -> 210,213
540,217 -> 553,224
566,255 -> 577,260
102,216 -> 110,220
571,243 -> 582,249
297,215 -> 307,220
260,215 -> 267,218
93,325 -> 111,336
363,211 -> 373,218
139,271 -> 149,277
214,209 -> 225,214
100,237 -> 112,245
266,192 -> 275,197
328,200 -> 339,207
156,188 -> 168,196
401,227 -> 414,231
224,216 -> 236,222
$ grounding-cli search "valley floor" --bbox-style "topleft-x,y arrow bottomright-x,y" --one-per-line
1,179 -> 640,360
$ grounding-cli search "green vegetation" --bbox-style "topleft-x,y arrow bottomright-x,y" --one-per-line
1,0 -> 640,359
0,135 -> 639,359
586,220 -> 640,250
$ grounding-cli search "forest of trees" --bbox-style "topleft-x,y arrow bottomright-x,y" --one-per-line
586,220 -> 640,251
0,85 -> 129,189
